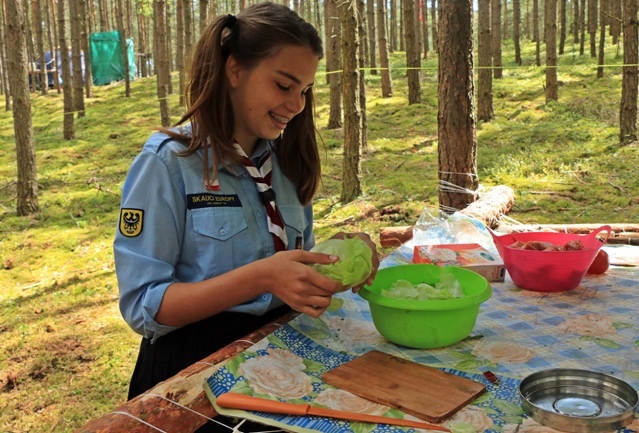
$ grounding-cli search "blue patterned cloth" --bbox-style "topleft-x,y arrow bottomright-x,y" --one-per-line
206,243 -> 639,433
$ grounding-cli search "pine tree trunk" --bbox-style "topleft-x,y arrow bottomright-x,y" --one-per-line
339,0 -> 362,203
367,0 -> 377,74
176,0 -> 185,106
70,0 -> 86,115
610,0 -> 621,45
430,0 -> 438,52
403,0 -> 420,104
324,0 -> 342,129
573,0 -> 580,43
154,0 -> 171,127
545,0 -> 559,102
534,0 -> 541,65
6,0 -> 39,215
503,0 -> 509,39
422,0 -> 429,59
199,0 -> 209,34
478,0 -> 494,121
357,0 -> 367,150
580,0 -> 586,55
558,0 -> 567,54
116,0 -> 130,97
137,5 -> 149,77
31,0 -> 47,95
491,0 -> 503,78
45,0 -> 60,93
390,0 -> 397,52
58,0 -> 74,139
0,1 -> 12,109
597,1 -> 606,78
588,0 -> 597,57
619,0 -> 638,144
78,0 -> 93,97
377,0 -> 393,97
438,0 -> 478,212
514,0 -> 522,64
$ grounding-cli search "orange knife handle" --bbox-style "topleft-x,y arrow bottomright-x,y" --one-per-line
216,393 -> 310,416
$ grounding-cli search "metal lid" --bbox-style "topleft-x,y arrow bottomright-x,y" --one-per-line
519,368 -> 638,433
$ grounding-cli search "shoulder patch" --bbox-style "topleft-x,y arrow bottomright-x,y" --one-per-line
119,208 -> 144,237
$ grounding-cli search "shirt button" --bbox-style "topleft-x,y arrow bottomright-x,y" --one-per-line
256,210 -> 262,218
220,229 -> 226,236
261,295 -> 268,301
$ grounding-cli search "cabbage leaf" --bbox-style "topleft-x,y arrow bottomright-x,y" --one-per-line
310,237 -> 373,287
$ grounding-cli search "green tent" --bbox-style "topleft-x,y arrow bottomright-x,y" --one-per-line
90,31 -> 137,85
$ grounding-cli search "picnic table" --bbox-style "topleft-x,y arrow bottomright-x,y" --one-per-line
75,242 -> 639,433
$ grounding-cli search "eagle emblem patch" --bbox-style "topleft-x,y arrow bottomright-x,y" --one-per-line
119,208 -> 144,237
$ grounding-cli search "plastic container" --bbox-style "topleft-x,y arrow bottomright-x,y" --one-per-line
490,226 -> 611,292
358,264 -> 492,349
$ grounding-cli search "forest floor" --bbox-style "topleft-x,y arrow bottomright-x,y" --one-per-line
1,40 -> 639,432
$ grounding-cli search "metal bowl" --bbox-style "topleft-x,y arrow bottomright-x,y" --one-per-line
520,369 -> 638,433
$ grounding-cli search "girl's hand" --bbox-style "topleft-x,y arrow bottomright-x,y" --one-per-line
330,232 -> 380,291
256,250 -> 344,317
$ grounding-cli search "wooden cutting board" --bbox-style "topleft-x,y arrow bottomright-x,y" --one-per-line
322,350 -> 486,423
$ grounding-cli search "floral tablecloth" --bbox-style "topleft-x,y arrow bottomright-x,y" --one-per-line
205,243 -> 639,433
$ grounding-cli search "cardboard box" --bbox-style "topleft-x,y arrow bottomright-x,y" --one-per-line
413,243 -> 505,282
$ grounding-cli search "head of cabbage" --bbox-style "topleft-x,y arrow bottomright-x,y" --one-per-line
310,237 -> 373,288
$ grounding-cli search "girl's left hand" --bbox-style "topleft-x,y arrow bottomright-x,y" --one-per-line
330,231 -> 380,291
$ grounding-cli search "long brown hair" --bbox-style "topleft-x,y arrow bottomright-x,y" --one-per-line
165,2 -> 324,205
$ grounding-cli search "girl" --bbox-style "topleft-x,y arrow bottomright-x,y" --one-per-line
113,2 -> 379,430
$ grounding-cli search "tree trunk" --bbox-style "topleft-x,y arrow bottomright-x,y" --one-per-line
438,0 -> 479,213
184,0 -> 193,67
45,0 -> 60,93
357,0 -> 367,150
176,0 -> 185,106
31,0 -> 47,95
0,0 -> 12,110
137,3 -> 149,78
413,0 -> 422,59
70,0 -> 86,115
58,0 -> 74,139
503,0 -> 509,39
6,0 -> 39,215
403,0 -> 420,104
545,0 -> 559,102
619,0 -> 638,144
116,0 -> 131,97
78,0 -> 93,98
478,0 -> 494,122
491,0 -> 503,78
154,0 -> 171,127
377,0 -> 393,97
366,0 -> 377,74
422,0 -> 429,59
390,0 -> 397,52
534,0 -> 541,65
558,0 -> 567,54
610,0 -> 621,44
579,0 -> 586,55
339,0 -> 362,203
588,0 -> 597,57
99,0 -> 108,31
324,0 -> 342,129
430,0 -> 438,52
597,0 -> 606,78
573,0 -> 580,43
199,0 -> 209,35
513,0 -> 522,64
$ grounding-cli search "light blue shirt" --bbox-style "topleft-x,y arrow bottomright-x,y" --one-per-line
113,130 -> 315,342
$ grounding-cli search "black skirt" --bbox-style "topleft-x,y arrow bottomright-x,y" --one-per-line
128,305 -> 291,432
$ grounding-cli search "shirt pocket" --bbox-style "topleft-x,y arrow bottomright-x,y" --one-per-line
190,208 -> 249,273
279,204 -> 308,249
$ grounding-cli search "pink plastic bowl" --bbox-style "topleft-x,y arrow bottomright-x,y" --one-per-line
490,225 -> 611,292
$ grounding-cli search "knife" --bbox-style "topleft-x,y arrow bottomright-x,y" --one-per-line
215,392 -> 451,432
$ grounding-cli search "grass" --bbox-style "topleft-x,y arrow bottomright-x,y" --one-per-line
2,38 -> 639,432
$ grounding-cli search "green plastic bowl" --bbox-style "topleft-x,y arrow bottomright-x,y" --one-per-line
359,264 -> 492,349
